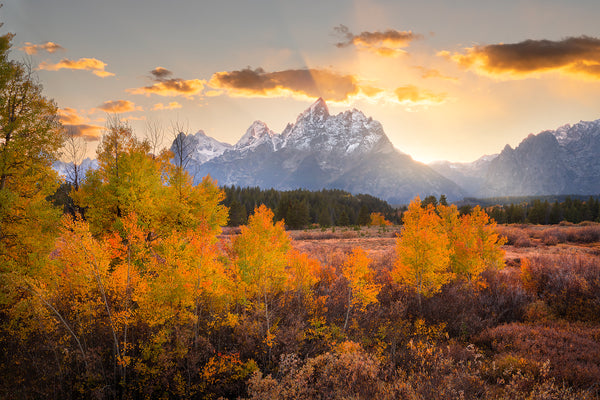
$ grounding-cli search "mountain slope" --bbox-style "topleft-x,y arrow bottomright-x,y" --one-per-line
192,98 -> 465,204
430,119 -> 600,197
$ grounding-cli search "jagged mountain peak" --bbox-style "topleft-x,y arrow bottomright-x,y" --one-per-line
234,120 -> 280,152
295,97 -> 330,124
551,119 -> 600,145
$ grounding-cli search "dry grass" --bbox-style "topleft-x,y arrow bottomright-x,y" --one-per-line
223,223 -> 600,269
289,226 -> 399,266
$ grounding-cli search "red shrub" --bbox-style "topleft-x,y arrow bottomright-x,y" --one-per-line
520,253 -> 600,322
475,322 -> 600,389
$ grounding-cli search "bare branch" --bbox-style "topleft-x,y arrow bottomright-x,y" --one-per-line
63,126 -> 88,190
170,119 -> 193,170
145,119 -> 165,159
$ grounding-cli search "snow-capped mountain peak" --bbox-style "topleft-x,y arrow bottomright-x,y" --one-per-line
298,97 -> 329,122
234,120 -> 280,151
188,130 -> 232,164
551,119 -> 600,145
281,98 -> 392,156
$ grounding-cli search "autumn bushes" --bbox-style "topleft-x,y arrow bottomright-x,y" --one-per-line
520,253 -> 600,322
497,222 -> 600,247
476,322 -> 600,388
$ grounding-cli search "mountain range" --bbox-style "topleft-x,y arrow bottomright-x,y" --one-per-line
182,98 -> 464,204
53,99 -> 600,204
430,119 -> 600,198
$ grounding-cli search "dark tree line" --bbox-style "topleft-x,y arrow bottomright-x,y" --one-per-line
222,186 -> 400,228
482,196 -> 600,225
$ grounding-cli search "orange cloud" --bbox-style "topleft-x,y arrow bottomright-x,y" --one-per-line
394,85 -> 447,107
57,108 -> 103,141
96,100 -> 142,113
334,25 -> 423,57
209,67 -> 381,102
152,102 -> 182,110
127,67 -> 205,99
413,66 -> 458,81
127,78 -> 205,98
445,36 -> 600,79
20,41 -> 64,55
38,57 -> 114,77
57,107 -> 87,125
123,115 -> 147,121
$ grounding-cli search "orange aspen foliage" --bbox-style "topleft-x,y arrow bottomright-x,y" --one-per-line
286,249 -> 319,298
369,212 -> 392,226
393,197 -> 452,309
136,226 -> 228,329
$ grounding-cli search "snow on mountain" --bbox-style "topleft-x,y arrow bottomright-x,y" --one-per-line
191,98 -> 465,204
431,118 -> 600,197
234,121 -> 281,153
187,130 -> 232,164
550,120 -> 600,145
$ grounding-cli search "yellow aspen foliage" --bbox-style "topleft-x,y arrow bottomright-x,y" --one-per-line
160,171 -> 228,236
73,118 -> 166,236
438,204 -> 505,287
0,33 -> 63,313
233,205 -> 290,302
232,205 -> 290,348
342,247 -> 380,330
393,197 -> 452,308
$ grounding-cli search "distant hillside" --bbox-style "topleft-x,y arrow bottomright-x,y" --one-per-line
430,119 -> 600,198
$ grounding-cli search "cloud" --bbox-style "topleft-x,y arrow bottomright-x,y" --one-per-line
394,85 -> 447,107
20,41 -> 65,55
333,25 -> 423,57
96,100 -> 142,113
57,108 -> 103,141
413,66 -> 458,81
38,57 -> 115,77
445,35 -> 600,79
127,78 -> 205,98
126,67 -> 204,98
209,67 -> 380,102
152,101 -> 182,111
150,67 -> 173,80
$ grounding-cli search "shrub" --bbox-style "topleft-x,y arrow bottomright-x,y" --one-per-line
498,226 -> 534,247
520,253 -> 600,322
475,322 -> 600,389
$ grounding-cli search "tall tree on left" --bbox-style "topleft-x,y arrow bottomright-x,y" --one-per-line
0,31 -> 63,292
0,32 -> 65,395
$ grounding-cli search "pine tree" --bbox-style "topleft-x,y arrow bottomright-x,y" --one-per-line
357,205 -> 370,226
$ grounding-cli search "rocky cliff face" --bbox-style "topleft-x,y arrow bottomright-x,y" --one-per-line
192,98 -> 464,204
430,119 -> 600,197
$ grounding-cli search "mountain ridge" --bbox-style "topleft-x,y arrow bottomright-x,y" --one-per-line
429,119 -> 600,197
188,98 -> 464,204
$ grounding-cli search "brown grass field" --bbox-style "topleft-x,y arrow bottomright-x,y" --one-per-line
284,223 -> 600,267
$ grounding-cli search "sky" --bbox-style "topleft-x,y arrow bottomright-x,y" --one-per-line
4,0 -> 600,163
